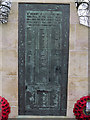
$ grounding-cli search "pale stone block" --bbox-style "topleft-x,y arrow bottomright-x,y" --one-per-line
67,105 -> 75,118
67,76 -> 88,117
68,77 -> 88,101
69,24 -> 76,50
2,76 -> 18,101
0,76 -> 2,96
11,0 -> 74,3
44,0 -> 59,3
67,100 -> 77,118
67,100 -> 76,111
0,25 -> 2,49
2,22 -> 18,49
12,0 -> 44,2
2,49 -> 18,76
44,0 -> 73,3
75,24 -> 88,50
67,100 -> 76,117
67,77 -> 88,117
9,106 -> 18,118
69,51 -> 88,77
0,50 -> 2,76
9,101 -> 18,107
8,2 -> 18,22
8,101 -> 18,118
70,3 -> 79,24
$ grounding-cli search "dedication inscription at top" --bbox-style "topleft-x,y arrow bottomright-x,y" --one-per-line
26,11 -> 62,26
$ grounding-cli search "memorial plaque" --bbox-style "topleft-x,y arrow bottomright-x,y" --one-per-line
18,4 -> 70,116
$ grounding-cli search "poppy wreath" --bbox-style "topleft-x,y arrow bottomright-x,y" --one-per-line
73,96 -> 90,120
0,96 -> 10,120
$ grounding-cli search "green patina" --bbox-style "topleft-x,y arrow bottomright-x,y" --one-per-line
18,3 -> 70,116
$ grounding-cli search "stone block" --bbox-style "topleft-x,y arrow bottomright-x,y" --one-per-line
12,0 -> 44,3
70,2 -> 79,24
69,24 -> 76,50
0,50 -> 2,75
2,49 -> 18,76
69,51 -> 88,77
2,76 -> 18,101
67,100 -> 76,118
0,75 -> 2,96
8,2 -> 18,22
9,106 -> 18,118
0,25 -> 2,49
76,24 -> 88,50
68,77 -> 88,101
2,22 -> 18,49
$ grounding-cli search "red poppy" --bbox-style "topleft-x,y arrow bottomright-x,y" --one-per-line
73,96 -> 90,119
0,96 -> 10,120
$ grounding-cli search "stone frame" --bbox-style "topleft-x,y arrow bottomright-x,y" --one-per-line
0,0 -> 88,118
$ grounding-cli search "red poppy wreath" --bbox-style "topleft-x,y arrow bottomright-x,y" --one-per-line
0,96 -> 10,120
73,96 -> 90,120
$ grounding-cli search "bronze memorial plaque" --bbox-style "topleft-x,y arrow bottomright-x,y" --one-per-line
18,4 -> 70,116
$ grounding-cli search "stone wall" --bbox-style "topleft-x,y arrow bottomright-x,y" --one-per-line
0,0 -> 88,118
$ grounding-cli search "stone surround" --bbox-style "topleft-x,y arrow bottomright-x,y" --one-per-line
0,0 -> 88,118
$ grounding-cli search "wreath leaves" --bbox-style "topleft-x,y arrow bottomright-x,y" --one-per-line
0,0 -> 11,24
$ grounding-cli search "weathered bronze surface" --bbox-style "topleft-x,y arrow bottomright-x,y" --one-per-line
18,4 -> 70,116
